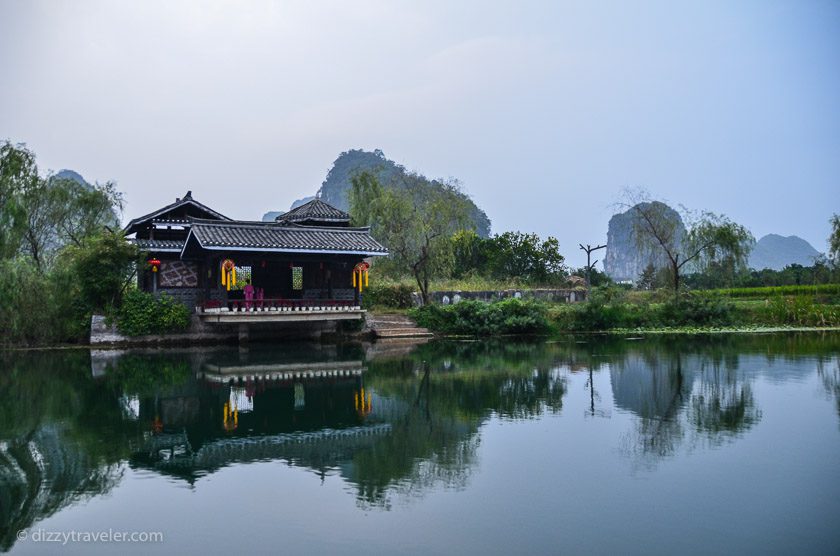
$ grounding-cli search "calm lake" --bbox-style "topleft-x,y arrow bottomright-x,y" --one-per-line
2,333 -> 839,555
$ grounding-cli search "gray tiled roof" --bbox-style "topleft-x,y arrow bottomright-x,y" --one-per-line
187,220 -> 387,255
277,199 -> 350,223
133,239 -> 186,252
124,191 -> 231,234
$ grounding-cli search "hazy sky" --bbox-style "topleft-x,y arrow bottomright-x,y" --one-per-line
1,0 -> 838,267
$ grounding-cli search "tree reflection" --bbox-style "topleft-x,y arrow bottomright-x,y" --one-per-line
611,340 -> 767,466
0,351 -> 132,552
614,352 -> 688,461
348,341 -> 569,507
689,369 -> 761,440
817,359 -> 840,424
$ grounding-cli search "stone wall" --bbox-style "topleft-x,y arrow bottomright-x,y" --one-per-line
411,288 -> 586,306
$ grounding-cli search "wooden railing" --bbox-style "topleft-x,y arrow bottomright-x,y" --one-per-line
200,298 -> 360,313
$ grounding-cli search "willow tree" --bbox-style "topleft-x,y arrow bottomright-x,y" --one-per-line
619,189 -> 753,297
349,171 -> 473,304
0,142 -> 36,259
1,141 -> 123,271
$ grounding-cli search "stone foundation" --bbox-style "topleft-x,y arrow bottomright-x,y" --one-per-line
90,314 -> 336,347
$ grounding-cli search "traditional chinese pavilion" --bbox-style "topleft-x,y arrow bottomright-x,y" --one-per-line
124,191 -> 387,322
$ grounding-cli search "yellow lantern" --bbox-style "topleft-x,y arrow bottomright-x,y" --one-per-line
353,262 -> 370,293
221,259 -> 236,291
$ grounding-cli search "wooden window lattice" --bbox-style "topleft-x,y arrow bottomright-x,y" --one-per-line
232,266 -> 252,290
292,266 -> 303,290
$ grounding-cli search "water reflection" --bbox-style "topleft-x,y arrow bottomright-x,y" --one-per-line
817,358 -> 840,424
0,352 -> 128,551
1,332 -> 838,551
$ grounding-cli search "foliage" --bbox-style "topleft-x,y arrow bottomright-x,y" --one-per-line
552,288 -> 737,331
60,230 -> 139,312
0,142 -> 37,259
0,257 -> 61,345
551,288 -> 650,331
685,261 -> 840,290
655,294 -> 736,327
1,141 -> 122,271
350,171 -> 473,304
410,298 -> 550,336
635,263 -> 666,290
0,143 -> 131,346
21,174 -> 122,270
115,289 -> 191,336
706,283 -> 840,299
363,282 -> 415,309
451,230 -> 568,284
754,296 -> 840,327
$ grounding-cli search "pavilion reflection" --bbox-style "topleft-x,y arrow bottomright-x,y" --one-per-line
117,341 -> 570,508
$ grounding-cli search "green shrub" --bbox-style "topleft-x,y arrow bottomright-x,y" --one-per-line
655,294 -> 736,327
0,258 -> 58,345
410,298 -> 550,336
551,291 -> 737,331
758,296 -> 840,327
553,299 -> 650,331
115,289 -> 191,336
363,283 -> 415,309
710,284 -> 840,299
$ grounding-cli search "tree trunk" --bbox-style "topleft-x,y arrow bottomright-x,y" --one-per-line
672,260 -> 680,300
23,226 -> 44,272
414,270 -> 428,305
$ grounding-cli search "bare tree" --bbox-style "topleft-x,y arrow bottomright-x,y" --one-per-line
578,243 -> 606,297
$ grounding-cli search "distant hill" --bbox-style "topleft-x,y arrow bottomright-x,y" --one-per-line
603,202 -> 686,282
290,195 -> 315,210
263,196 -> 314,222
317,149 -> 491,237
261,211 -> 283,222
53,169 -> 87,185
748,234 -> 820,270
263,151 -> 491,235
53,169 -> 120,226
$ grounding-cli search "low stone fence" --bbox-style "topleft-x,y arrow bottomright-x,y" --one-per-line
411,288 -> 586,307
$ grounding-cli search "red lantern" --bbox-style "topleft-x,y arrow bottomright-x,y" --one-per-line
148,258 -> 161,273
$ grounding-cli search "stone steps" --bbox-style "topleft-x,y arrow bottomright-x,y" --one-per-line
368,314 -> 434,339
373,327 -> 434,339
369,319 -> 418,328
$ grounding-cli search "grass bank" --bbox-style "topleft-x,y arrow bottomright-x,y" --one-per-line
408,289 -> 840,337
